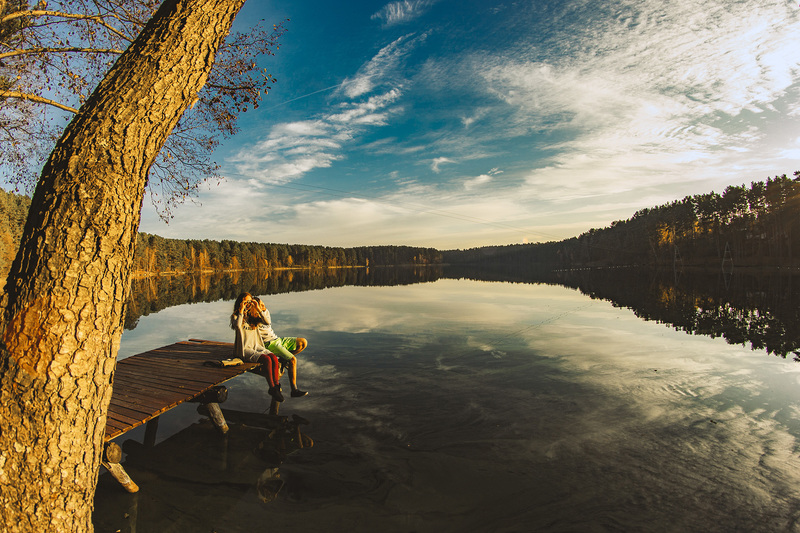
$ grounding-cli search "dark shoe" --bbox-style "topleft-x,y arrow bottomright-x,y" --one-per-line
291,389 -> 308,398
269,386 -> 284,402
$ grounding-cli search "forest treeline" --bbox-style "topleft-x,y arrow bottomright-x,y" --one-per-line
0,188 -> 441,282
3,171 -> 799,282
444,172 -> 800,270
131,233 -> 442,274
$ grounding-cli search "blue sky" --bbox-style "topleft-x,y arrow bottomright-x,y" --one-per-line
137,0 -> 800,250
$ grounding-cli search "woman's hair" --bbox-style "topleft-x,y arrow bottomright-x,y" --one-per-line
230,292 -> 252,330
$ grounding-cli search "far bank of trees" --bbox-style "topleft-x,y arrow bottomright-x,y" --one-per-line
4,172 -> 800,282
132,233 -> 442,273
0,188 -> 442,282
5,172 -> 800,283
445,172 -> 800,270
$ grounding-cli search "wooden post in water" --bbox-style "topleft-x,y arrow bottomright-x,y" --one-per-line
143,417 -> 159,447
192,385 -> 230,434
101,442 -> 139,493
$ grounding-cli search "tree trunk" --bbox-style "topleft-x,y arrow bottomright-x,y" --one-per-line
0,1 -> 246,531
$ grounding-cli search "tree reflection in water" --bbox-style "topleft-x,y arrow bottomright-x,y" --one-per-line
126,266 -> 800,361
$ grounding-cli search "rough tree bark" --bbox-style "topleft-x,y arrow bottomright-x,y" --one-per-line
0,0 -> 246,531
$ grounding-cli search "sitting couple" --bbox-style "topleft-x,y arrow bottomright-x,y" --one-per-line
230,292 -> 308,402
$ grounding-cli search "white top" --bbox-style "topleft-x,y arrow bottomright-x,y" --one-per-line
257,308 -> 279,343
232,312 -> 272,362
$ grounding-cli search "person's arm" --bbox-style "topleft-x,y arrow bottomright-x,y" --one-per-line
233,313 -> 246,358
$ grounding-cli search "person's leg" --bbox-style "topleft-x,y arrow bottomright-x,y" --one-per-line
267,338 -> 307,397
287,337 -> 308,397
292,337 -> 307,355
258,353 -> 284,402
257,355 -> 274,387
268,353 -> 281,384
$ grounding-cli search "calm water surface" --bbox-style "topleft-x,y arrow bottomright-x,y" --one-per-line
94,277 -> 800,532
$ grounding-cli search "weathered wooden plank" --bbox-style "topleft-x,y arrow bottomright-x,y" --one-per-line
106,411 -> 147,432
112,390 -> 182,411
104,339 -> 254,442
117,359 -> 242,380
114,368 -> 225,388
104,418 -> 126,433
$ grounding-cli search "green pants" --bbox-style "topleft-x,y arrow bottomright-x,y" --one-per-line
266,337 -> 297,362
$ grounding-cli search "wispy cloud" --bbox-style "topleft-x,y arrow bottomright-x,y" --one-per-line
422,0 -> 800,203
430,156 -> 454,173
371,0 -> 437,27
229,120 -> 346,184
340,34 -> 421,99
229,36 -> 418,185
463,174 -> 492,190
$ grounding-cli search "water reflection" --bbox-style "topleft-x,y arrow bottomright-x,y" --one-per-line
126,266 -> 800,361
125,267 -> 442,330
253,407 -> 314,504
99,274 -> 800,532
446,265 -> 800,360
95,402 -> 314,531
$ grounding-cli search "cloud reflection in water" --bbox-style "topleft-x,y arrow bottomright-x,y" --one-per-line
101,278 -> 800,532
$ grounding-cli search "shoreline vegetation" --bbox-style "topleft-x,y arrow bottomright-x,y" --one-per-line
2,171 -> 799,283
3,185 -> 799,357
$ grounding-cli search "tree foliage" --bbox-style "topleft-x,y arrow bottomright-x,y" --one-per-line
0,0 -> 285,218
445,172 -> 800,270
0,188 -> 444,283
131,233 -> 443,272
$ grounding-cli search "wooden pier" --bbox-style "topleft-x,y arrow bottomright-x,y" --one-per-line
102,339 -> 261,492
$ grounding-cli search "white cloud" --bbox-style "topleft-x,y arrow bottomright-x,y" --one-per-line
460,108 -> 490,129
227,34 -> 421,187
457,0 -> 800,207
328,89 -> 403,126
229,90 -> 403,184
339,34 -> 420,99
371,0 -> 437,27
430,156 -> 454,173
463,174 -> 492,190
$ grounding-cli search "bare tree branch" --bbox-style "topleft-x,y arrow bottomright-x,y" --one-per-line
0,90 -> 78,113
0,46 -> 124,59
1,9 -> 132,41
1,1 -> 286,219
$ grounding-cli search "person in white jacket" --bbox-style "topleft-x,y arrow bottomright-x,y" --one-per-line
230,292 -> 308,401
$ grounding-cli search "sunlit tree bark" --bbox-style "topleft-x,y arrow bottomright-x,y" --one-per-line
0,1 -> 245,531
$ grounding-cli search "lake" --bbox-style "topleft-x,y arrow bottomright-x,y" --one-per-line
93,267 -> 800,532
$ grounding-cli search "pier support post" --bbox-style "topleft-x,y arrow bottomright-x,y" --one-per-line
143,417 -> 159,447
205,402 -> 229,434
191,385 -> 229,434
102,442 -> 139,493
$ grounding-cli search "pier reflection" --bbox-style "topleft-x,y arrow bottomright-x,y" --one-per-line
97,405 -> 313,532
